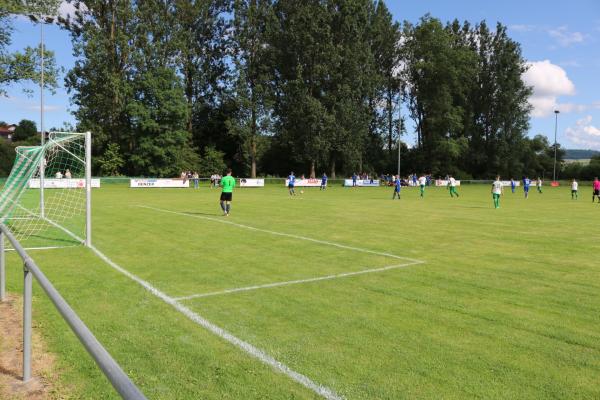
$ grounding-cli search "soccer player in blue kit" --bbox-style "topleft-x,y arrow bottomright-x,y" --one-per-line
392,175 -> 401,199
523,176 -> 531,199
320,173 -> 327,190
288,172 -> 296,196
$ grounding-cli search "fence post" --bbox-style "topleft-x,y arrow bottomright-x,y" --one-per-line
0,231 -> 5,301
23,262 -> 32,382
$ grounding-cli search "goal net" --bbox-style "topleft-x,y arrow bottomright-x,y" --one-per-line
0,132 -> 91,248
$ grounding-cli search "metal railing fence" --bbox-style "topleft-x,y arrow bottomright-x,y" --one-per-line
0,224 -> 147,400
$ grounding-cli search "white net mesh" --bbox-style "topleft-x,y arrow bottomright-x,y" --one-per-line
0,132 -> 88,248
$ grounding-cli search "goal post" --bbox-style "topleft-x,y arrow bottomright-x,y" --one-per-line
0,131 -> 92,248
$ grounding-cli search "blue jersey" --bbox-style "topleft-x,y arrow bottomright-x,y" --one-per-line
321,175 -> 327,184
511,180 -> 516,188
394,179 -> 401,191
288,175 -> 295,185
523,178 -> 530,188
352,174 -> 357,181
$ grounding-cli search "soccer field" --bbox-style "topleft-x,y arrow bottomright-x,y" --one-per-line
4,183 -> 600,399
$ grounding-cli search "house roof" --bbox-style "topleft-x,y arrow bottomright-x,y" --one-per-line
0,124 -> 16,138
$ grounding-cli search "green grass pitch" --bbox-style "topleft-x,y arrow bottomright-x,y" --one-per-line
3,182 -> 600,399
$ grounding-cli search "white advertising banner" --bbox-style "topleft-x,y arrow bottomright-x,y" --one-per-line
29,178 -> 100,189
500,180 -> 521,187
239,178 -> 265,187
130,178 -> 189,188
285,178 -> 322,187
435,180 -> 461,187
343,179 -> 380,187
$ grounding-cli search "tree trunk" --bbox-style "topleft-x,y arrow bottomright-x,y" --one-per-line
310,160 -> 316,178
250,138 -> 257,178
185,50 -> 194,134
330,154 -> 336,179
387,87 -> 393,154
251,100 -> 257,178
358,155 -> 363,174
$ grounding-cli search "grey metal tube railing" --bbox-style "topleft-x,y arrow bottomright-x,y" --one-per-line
0,224 -> 147,400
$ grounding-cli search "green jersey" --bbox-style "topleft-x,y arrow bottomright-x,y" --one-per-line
221,175 -> 235,193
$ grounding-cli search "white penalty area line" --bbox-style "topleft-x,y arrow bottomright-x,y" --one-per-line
137,205 -> 425,301
87,244 -> 343,400
174,260 -> 424,301
135,205 -> 422,264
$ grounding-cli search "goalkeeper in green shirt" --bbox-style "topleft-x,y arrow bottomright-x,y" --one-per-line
219,168 -> 236,216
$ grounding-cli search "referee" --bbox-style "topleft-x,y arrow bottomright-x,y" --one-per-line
219,168 -> 235,216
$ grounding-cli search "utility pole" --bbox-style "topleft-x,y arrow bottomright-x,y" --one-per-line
553,110 -> 560,182
40,17 -> 45,217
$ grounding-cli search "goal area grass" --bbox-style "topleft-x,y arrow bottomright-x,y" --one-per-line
3,183 -> 600,399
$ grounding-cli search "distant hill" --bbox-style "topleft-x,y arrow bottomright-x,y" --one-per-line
564,149 -> 600,160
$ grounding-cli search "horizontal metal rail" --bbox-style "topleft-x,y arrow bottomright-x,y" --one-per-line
0,224 -> 147,400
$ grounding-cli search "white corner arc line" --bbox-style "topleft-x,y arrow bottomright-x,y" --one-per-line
136,205 -> 422,264
88,244 -> 343,400
175,260 -> 424,301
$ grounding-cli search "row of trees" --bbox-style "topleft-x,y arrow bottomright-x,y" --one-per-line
3,1 -> 563,178
0,119 -> 43,175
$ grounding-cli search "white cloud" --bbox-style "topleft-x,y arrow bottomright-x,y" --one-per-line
566,116 -> 600,149
510,24 -> 536,32
557,103 -> 590,113
523,60 -> 576,117
58,1 -> 86,20
26,104 -> 62,112
548,26 -> 586,47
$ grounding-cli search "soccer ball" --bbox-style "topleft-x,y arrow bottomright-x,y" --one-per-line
300,190 -> 304,194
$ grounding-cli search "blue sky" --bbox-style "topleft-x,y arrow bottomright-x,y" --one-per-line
1,0 -> 600,149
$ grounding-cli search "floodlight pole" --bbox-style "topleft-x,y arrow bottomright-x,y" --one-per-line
397,102 -> 402,177
553,110 -> 560,182
39,17 -> 45,218
85,131 -> 92,247
397,138 -> 401,177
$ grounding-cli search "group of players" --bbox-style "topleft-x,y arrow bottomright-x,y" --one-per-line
216,169 -> 600,215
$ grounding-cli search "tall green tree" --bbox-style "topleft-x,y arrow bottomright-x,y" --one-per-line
65,0 -> 197,177
228,0 -> 274,178
464,21 -> 532,177
0,0 -> 60,96
270,0 -> 335,177
402,16 -> 479,175
325,0 -> 375,176
12,119 -> 38,142
173,0 -> 232,135
65,0 -> 137,165
369,1 -> 401,157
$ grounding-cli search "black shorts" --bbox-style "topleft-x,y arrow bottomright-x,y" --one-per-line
220,192 -> 232,201
594,189 -> 600,196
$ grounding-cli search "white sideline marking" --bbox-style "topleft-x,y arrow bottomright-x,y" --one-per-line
174,260 -> 424,301
136,205 -> 422,263
88,244 -> 343,400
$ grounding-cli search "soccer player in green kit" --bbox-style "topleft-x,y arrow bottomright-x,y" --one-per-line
220,168 -> 236,216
